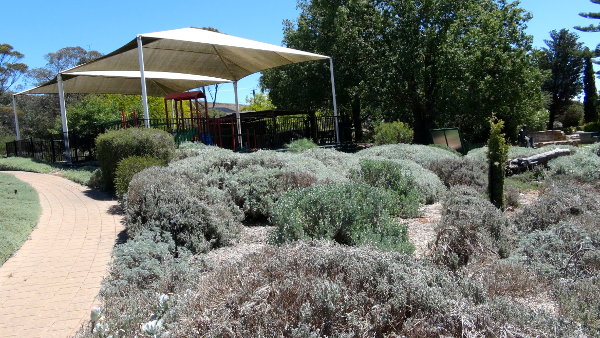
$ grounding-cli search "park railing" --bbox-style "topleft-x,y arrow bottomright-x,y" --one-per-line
4,114 -> 354,162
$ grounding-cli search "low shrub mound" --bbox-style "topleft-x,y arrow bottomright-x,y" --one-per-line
428,157 -> 488,193
431,186 -> 511,270
162,242 -> 578,337
547,144 -> 600,181
465,145 -> 577,163
357,143 -> 460,168
514,180 -> 600,232
95,128 -> 175,191
114,156 -> 165,198
351,159 -> 422,217
355,155 -> 445,204
171,142 -> 235,162
372,121 -> 414,145
125,167 -> 243,253
285,138 -> 318,152
270,183 -> 413,253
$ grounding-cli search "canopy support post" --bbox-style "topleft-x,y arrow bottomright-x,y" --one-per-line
234,81 -> 243,149
137,35 -> 150,128
329,58 -> 340,145
12,95 -> 20,141
57,74 -> 72,164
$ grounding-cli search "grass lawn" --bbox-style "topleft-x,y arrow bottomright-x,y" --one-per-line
0,172 -> 41,265
0,157 -> 97,186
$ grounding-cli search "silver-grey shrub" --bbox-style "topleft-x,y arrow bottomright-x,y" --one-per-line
428,157 -> 488,193
164,241 -> 579,337
357,143 -> 460,168
547,145 -> 600,181
432,186 -> 512,270
125,166 -> 243,253
514,180 -> 600,232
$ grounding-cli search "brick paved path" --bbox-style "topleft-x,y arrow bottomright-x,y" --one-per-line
0,172 -> 123,337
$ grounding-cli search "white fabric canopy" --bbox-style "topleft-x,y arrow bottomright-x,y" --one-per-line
18,71 -> 230,96
64,27 -> 329,81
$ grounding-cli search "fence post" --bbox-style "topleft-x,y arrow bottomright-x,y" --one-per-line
51,139 -> 56,163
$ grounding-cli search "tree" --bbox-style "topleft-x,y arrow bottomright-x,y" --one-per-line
261,0 -> 384,141
538,29 -> 585,130
582,48 -> 598,122
245,91 -> 276,111
575,0 -> 600,33
261,0 -> 545,143
0,44 -> 28,95
28,46 -> 102,85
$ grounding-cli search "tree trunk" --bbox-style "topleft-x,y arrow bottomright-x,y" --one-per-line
351,95 -> 363,142
548,95 -> 559,130
412,101 -> 433,144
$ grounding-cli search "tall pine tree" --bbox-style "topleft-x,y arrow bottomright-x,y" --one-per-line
583,48 -> 598,122
538,29 -> 585,130
575,0 -> 600,33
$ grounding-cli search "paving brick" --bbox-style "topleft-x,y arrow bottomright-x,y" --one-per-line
0,172 -> 123,337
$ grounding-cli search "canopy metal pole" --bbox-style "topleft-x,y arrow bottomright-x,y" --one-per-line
137,35 -> 150,128
329,58 -> 340,144
12,95 -> 20,141
57,74 -> 72,164
234,81 -> 243,149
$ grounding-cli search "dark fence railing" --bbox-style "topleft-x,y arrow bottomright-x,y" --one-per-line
5,114 -> 353,162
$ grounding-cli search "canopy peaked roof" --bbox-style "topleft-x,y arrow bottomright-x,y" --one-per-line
18,71 -> 230,96
63,27 -> 329,81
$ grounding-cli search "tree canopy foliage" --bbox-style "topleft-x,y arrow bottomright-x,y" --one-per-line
575,0 -> 600,33
0,44 -> 28,95
28,46 -> 102,85
537,29 -> 585,129
261,0 -> 545,143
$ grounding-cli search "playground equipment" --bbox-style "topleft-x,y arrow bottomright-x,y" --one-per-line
164,90 -> 236,148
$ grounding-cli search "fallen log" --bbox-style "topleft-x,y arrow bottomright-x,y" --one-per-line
506,148 -> 573,176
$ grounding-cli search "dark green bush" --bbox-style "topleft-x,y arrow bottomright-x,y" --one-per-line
432,186 -> 511,270
487,117 -> 509,209
270,183 -> 413,253
114,156 -> 164,198
95,128 -> 175,191
285,138 -> 318,153
351,159 -> 422,217
125,167 -> 243,253
582,120 -> 600,132
372,121 -> 414,145
427,157 -> 488,193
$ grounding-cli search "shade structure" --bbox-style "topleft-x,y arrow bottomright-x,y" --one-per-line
63,27 -> 329,81
18,71 -> 230,96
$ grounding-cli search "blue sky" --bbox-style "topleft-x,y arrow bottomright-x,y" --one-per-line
2,0 -> 599,103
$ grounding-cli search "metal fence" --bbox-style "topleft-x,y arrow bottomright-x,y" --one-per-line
5,114 -> 353,162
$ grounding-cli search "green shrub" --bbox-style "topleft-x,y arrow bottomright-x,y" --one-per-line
351,159 -> 422,217
95,128 -> 175,191
582,121 -> 600,132
285,138 -> 318,152
270,183 -> 413,253
427,157 -> 488,193
357,143 -> 460,168
432,186 -> 511,270
114,156 -> 164,198
372,121 -> 414,145
125,167 -> 243,253
487,118 -> 509,209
